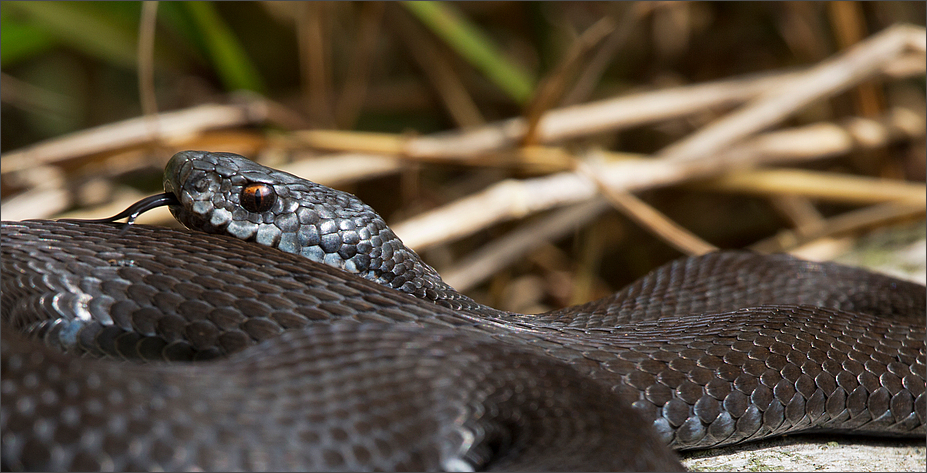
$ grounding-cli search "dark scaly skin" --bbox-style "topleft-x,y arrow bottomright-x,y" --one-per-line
1,151 -> 924,471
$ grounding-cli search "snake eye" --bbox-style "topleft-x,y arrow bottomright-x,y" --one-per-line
241,183 -> 277,213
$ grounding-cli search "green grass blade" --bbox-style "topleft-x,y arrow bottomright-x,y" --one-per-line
183,1 -> 265,93
1,14 -> 57,67
402,1 -> 535,104
2,2 -> 141,68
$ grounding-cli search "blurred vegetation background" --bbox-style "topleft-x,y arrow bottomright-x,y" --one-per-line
5,2 -> 924,146
2,1 -> 925,314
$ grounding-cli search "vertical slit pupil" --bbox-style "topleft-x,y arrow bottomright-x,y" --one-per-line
241,184 -> 276,213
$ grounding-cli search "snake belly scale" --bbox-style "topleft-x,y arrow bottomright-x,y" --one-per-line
1,151 -> 924,471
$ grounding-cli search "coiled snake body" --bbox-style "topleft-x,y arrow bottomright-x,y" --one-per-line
2,151 -> 924,471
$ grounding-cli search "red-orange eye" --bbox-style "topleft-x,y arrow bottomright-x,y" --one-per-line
240,184 -> 276,213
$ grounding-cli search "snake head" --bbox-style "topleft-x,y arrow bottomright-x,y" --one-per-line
162,151 -> 449,295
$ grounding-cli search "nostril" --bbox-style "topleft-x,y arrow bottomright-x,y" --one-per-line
194,178 -> 210,193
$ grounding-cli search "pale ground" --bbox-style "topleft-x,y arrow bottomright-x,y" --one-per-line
682,221 -> 927,472
683,435 -> 926,472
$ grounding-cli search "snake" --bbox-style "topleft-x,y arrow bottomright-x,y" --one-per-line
2,150 -> 924,471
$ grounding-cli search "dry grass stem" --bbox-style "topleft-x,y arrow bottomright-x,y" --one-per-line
2,187 -> 72,222
561,2 -> 656,106
654,24 -> 925,164
442,199 -> 610,292
335,2 -> 385,129
0,166 -> 67,221
735,108 -> 924,164
768,196 -> 826,231
1,102 -> 271,173
298,54 -> 922,162
294,130 -> 407,155
277,153 -> 402,188
391,178 -> 541,251
688,169 -> 926,205
828,1 -> 883,119
882,52 -> 926,77
392,7 -> 485,128
138,1 -> 160,121
0,73 -> 74,117
522,16 -> 617,145
300,2 -> 333,127
393,108 -> 924,251
576,160 -> 718,256
297,104 -> 923,174
404,70 -> 807,159
750,202 -> 926,254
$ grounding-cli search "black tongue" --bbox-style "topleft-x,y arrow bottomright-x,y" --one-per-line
59,192 -> 181,225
